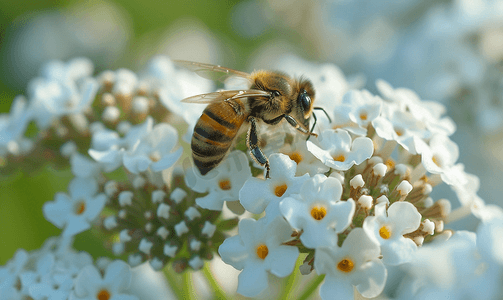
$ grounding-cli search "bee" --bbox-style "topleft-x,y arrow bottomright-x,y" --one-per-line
177,61 -> 330,178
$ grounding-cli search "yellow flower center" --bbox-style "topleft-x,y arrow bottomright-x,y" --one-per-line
432,155 -> 441,167
385,158 -> 395,169
74,201 -> 86,215
274,183 -> 288,197
97,289 -> 111,300
337,258 -> 355,273
149,151 -> 161,162
359,112 -> 368,121
219,179 -> 231,190
256,244 -> 269,259
395,128 -> 404,136
311,205 -> 327,220
379,225 -> 392,239
333,154 -> 346,162
288,152 -> 303,164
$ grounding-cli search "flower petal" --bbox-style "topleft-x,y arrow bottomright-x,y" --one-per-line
236,264 -> 268,298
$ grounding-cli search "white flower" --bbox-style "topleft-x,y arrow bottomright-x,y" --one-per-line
279,174 -> 355,248
40,58 -> 94,82
416,134 -> 459,175
32,78 -> 98,117
363,202 -> 421,265
0,250 -> 29,298
477,216 -> 503,265
279,133 -> 329,176
123,123 -> 182,173
185,151 -> 252,211
314,228 -> 387,299
89,117 -> 153,172
0,96 -> 33,156
70,260 -> 138,300
376,80 -> 456,137
372,105 -> 426,154
0,236 -> 93,300
70,153 -> 101,178
27,58 -> 98,129
307,129 -> 374,171
43,177 -> 107,237
332,90 -> 382,136
218,217 -> 299,298
239,153 -> 309,218
18,253 -> 55,295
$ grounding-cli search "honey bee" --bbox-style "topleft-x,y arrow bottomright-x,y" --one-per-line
177,60 -> 330,178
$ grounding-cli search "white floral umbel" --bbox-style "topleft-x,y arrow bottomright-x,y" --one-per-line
218,217 -> 299,298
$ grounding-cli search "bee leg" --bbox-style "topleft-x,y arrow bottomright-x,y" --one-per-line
307,112 -> 317,141
247,117 -> 271,178
284,115 -> 318,138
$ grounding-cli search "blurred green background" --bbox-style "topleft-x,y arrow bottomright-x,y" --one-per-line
0,0 -> 291,265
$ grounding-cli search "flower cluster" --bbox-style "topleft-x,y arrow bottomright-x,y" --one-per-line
0,237 -> 139,300
1,55 -> 503,300
218,78 -> 502,298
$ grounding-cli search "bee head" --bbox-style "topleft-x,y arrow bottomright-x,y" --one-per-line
295,79 -> 315,129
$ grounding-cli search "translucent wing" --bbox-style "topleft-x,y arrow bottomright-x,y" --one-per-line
174,60 -> 252,82
181,89 -> 271,104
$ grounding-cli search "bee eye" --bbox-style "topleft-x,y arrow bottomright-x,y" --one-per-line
298,90 -> 311,112
272,90 -> 281,98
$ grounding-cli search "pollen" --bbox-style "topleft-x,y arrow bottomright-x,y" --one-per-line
379,225 -> 392,239
337,258 -> 354,273
432,155 -> 441,167
333,154 -> 346,162
219,179 -> 232,191
97,289 -> 111,300
74,201 -> 86,215
256,244 -> 269,259
274,183 -> 288,197
359,112 -> 368,121
310,205 -> 327,220
288,152 -> 303,164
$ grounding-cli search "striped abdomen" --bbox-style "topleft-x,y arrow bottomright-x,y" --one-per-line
191,101 -> 248,175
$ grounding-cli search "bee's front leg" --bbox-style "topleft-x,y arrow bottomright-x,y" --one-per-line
284,115 -> 318,138
247,117 -> 270,179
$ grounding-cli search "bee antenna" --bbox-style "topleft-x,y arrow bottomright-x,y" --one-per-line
313,107 -> 332,123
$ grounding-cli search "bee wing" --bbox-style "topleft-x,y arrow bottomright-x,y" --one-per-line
181,89 -> 271,104
174,60 -> 252,83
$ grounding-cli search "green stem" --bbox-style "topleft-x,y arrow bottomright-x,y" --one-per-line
279,256 -> 303,299
298,274 -> 325,300
182,270 -> 195,300
163,266 -> 184,299
202,263 -> 230,300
